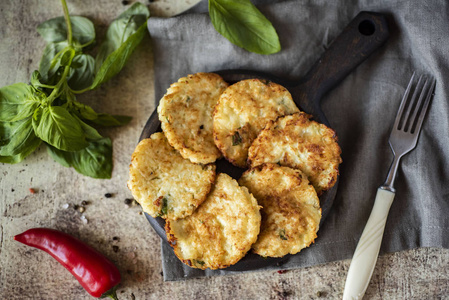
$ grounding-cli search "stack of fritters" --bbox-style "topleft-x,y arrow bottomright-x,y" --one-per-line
128,72 -> 342,269
166,173 -> 261,270
248,112 -> 342,195
239,164 -> 321,258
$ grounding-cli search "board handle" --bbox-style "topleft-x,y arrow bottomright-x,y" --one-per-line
296,11 -> 389,110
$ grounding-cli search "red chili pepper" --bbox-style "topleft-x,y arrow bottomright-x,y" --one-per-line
14,228 -> 121,299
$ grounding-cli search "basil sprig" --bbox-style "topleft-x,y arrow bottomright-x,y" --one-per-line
0,1 -> 149,178
208,0 -> 281,55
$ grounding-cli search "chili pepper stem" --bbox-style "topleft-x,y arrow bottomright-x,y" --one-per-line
101,286 -> 119,300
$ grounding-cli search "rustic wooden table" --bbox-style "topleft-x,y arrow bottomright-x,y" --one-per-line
1,1 -> 448,299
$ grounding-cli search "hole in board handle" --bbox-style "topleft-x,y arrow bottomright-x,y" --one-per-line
358,20 -> 376,36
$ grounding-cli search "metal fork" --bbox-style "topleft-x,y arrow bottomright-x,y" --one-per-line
343,72 -> 436,300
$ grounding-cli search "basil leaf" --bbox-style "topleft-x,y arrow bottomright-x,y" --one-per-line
31,70 -> 46,90
208,0 -> 281,55
46,144 -> 72,168
95,3 -> 149,68
0,153 -> 27,164
279,229 -> 288,240
39,41 -> 68,82
92,3 -> 149,89
47,144 -> 71,167
90,113 -> 132,126
70,101 -> 98,120
37,16 -> 95,47
160,197 -> 168,215
73,114 -> 103,140
0,83 -> 41,122
69,101 -> 131,126
31,71 -> 41,87
91,21 -> 147,89
71,138 -> 112,179
232,131 -> 242,146
0,118 -> 41,158
32,106 -> 88,151
67,54 -> 95,90
47,138 -> 112,179
0,149 -> 40,164
117,2 -> 150,19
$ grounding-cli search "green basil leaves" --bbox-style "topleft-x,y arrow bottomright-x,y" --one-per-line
67,54 -> 95,90
208,0 -> 281,55
0,117 -> 42,163
1,0 -> 281,179
0,1 -> 149,178
32,106 -> 88,151
47,138 -> 112,179
37,15 -> 96,47
0,83 -> 41,122
92,3 -> 149,89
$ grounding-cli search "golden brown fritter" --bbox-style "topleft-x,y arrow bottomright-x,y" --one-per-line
127,132 -> 216,220
158,72 -> 228,164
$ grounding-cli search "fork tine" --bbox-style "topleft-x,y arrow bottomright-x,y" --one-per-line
393,72 -> 416,130
412,78 -> 436,134
408,77 -> 429,132
400,74 -> 424,131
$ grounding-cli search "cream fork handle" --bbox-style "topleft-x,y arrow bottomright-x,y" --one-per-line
343,188 -> 395,300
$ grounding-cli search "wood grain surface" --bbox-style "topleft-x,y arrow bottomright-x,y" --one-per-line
0,1 -> 448,299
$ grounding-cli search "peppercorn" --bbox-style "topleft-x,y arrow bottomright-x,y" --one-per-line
112,246 -> 119,253
124,198 -> 133,205
105,193 -> 113,198
81,200 -> 89,206
122,0 -> 129,5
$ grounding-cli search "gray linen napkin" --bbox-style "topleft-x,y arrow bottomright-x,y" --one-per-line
148,0 -> 449,281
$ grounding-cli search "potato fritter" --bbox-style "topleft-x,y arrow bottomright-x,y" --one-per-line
213,79 -> 299,168
239,163 -> 321,257
248,112 -> 342,194
165,173 -> 261,270
127,132 -> 216,220
158,72 -> 228,164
